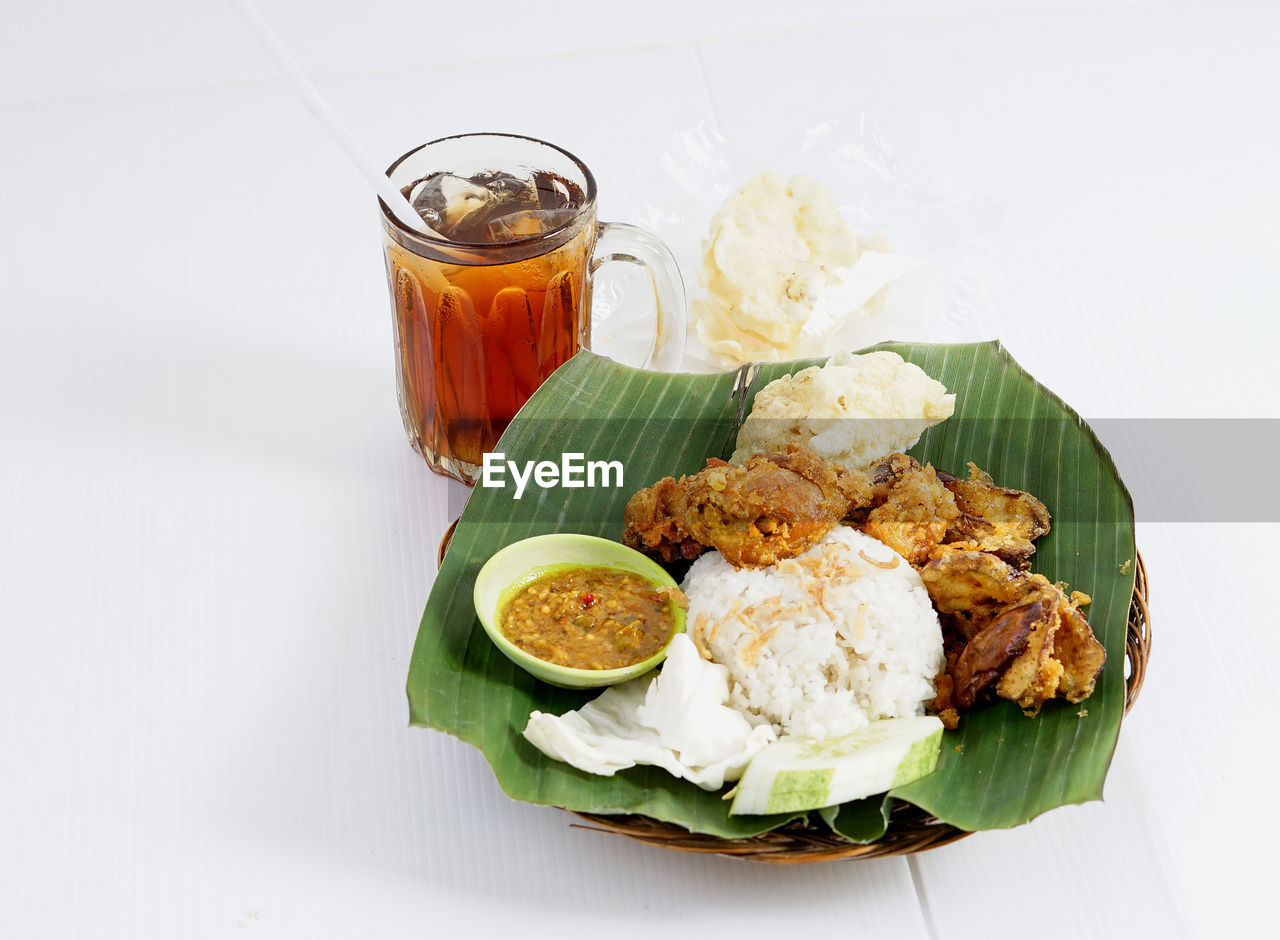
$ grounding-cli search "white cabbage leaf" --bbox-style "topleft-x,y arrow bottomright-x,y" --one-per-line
522,634 -> 775,790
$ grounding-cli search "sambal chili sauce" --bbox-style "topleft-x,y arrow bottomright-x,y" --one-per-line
498,566 -> 686,670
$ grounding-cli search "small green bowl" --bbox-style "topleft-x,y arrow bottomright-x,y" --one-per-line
473,534 -> 686,689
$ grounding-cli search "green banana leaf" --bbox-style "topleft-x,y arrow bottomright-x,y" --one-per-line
406,342 -> 1135,839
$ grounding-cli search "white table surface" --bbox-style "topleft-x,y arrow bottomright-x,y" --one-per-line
3,1 -> 1277,937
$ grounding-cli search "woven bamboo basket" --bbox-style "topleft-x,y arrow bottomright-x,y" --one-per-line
437,523 -> 1150,863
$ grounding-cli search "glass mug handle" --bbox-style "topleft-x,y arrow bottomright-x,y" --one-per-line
589,222 -> 687,371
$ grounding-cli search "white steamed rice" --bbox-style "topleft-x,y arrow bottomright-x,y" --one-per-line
682,526 -> 943,739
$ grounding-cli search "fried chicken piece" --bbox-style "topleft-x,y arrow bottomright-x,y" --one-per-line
621,447 -> 872,568
994,591 -> 1067,711
951,593 -> 1048,707
1053,598 -> 1107,703
862,464 -> 960,566
935,463 -> 1051,569
917,548 -> 1029,639
920,551 -> 1105,717
618,474 -> 708,562
625,445 -> 1052,577
847,456 -> 1050,567
867,453 -> 923,503
842,453 -> 921,526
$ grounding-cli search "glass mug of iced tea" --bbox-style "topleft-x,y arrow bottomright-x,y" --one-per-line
379,133 -> 686,484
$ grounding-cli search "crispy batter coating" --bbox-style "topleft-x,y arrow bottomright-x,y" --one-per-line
920,551 -> 1105,716
917,548 -> 1030,638
625,448 -> 1053,573
935,464 -> 1051,569
1053,601 -> 1108,703
862,464 -> 960,566
867,453 -> 925,503
850,455 -> 1051,567
618,475 -> 704,562
621,447 -> 872,568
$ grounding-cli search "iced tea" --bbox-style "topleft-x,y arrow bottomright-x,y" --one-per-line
382,169 -> 593,483
380,134 -> 686,484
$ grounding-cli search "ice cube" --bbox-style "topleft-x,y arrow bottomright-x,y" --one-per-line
408,173 -> 500,240
536,172 -> 578,210
406,170 -> 548,242
485,207 -> 580,242
477,170 -> 540,212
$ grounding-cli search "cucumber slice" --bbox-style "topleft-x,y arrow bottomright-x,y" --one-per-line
729,716 -> 944,815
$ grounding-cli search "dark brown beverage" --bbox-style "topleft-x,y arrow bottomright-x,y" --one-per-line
380,134 -> 684,483
382,169 -> 593,482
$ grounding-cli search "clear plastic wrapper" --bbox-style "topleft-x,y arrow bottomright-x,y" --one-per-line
589,118 -> 1002,373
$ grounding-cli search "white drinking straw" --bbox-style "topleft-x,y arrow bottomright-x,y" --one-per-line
227,0 -> 429,233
